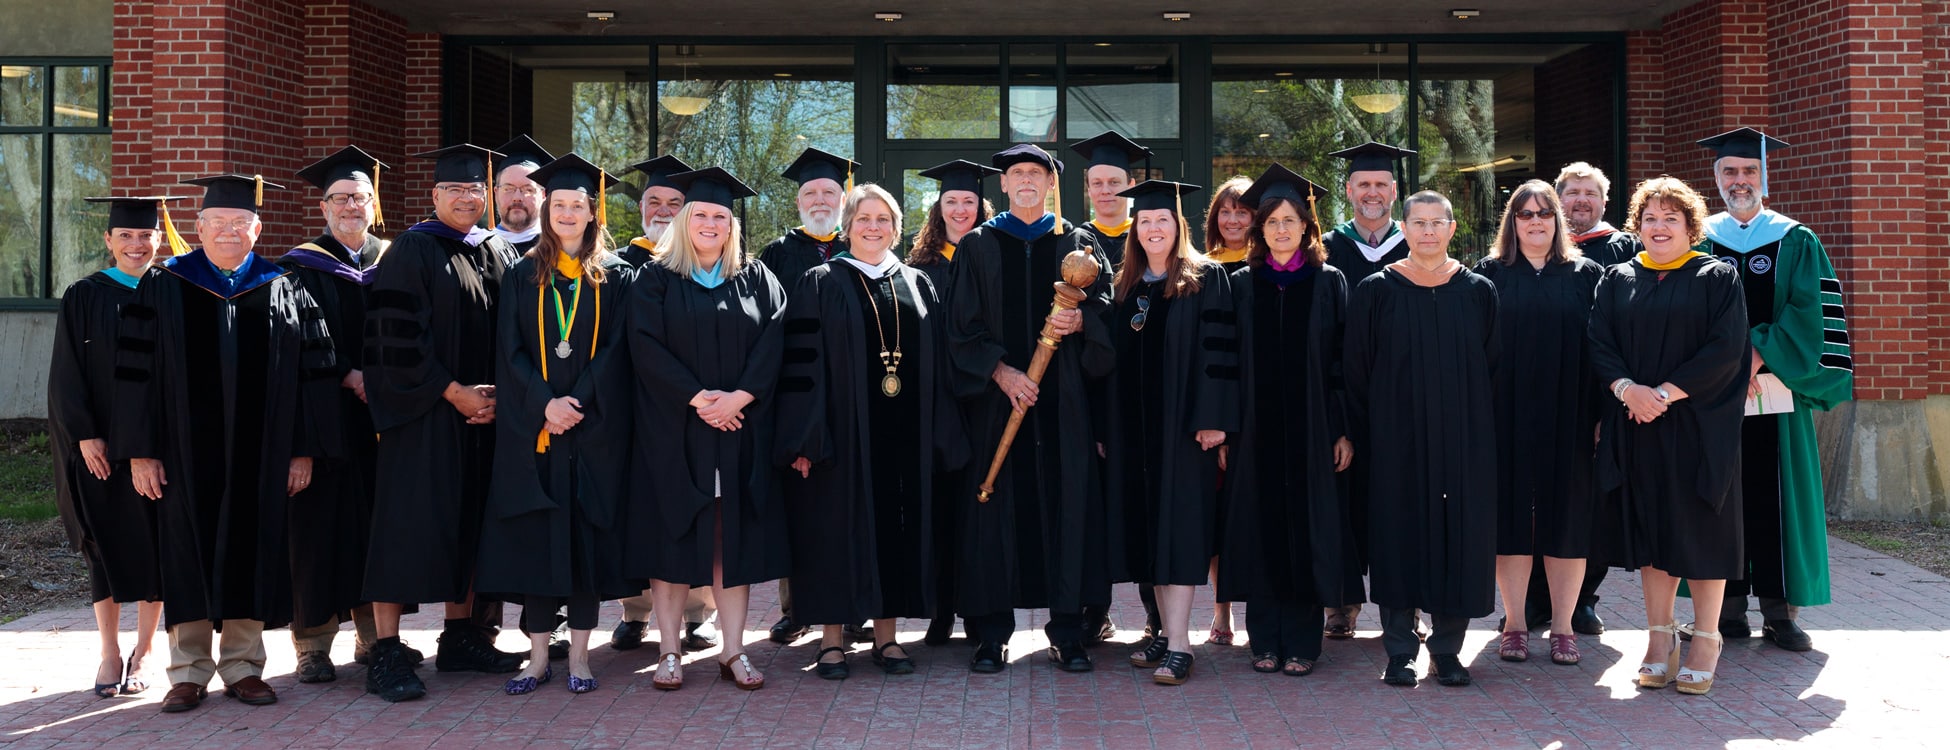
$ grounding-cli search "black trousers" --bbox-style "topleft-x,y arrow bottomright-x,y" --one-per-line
520,594 -> 599,633
966,610 -> 1088,646
1247,594 -> 1324,661
1380,607 -> 1468,658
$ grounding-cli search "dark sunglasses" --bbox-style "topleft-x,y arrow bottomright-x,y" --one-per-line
1514,208 -> 1556,221
1130,295 -> 1151,332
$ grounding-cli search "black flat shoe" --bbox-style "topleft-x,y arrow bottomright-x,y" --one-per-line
1130,638 -> 1170,669
1572,604 -> 1605,635
872,642 -> 916,675
813,647 -> 850,680
1432,654 -> 1471,686
769,616 -> 810,644
970,642 -> 1008,673
1762,619 -> 1813,652
1152,651 -> 1193,685
1048,641 -> 1093,673
1381,654 -> 1417,686
610,620 -> 647,651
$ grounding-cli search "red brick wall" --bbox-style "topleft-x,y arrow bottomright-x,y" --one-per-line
1625,0 -> 1948,400
1533,43 -> 1618,196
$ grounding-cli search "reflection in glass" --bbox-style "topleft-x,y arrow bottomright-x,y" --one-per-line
657,45 -> 855,244
54,66 -> 100,127
1,65 -> 44,127
0,135 -> 46,296
899,168 -> 934,247
888,44 -> 1000,140
1008,45 -> 1057,142
53,133 -> 111,292
1211,44 -> 1407,227
1066,44 -> 1179,139
570,76 -> 652,246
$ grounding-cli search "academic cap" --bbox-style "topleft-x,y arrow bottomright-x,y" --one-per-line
528,154 -> 623,197
296,145 -> 388,191
665,167 -> 757,209
1117,180 -> 1202,214
1069,131 -> 1152,172
83,195 -> 185,229
492,135 -> 555,175
181,174 -> 282,213
780,148 -> 860,188
1240,163 -> 1331,210
1330,141 -> 1416,176
1696,127 -> 1788,160
991,143 -> 1064,174
413,144 -> 502,184
625,154 -> 694,192
918,159 -> 1001,195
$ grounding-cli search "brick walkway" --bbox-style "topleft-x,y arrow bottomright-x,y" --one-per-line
2,535 -> 1946,748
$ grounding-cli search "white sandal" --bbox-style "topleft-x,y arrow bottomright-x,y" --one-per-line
1638,624 -> 1680,689
1676,629 -> 1721,695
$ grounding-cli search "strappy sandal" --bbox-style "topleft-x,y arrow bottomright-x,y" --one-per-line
1129,637 -> 1170,669
651,652 -> 684,691
719,652 -> 765,690
119,656 -> 149,695
93,657 -> 123,699
1676,630 -> 1721,695
1549,633 -> 1581,665
1251,652 -> 1280,673
1207,626 -> 1233,646
1498,631 -> 1530,662
1281,657 -> 1314,677
1637,624 -> 1680,689
1152,651 -> 1194,686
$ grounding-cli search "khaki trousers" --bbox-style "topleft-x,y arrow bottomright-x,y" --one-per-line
291,603 -> 380,654
167,619 -> 266,686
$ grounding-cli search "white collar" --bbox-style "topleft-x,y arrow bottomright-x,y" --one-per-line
494,224 -> 541,244
1356,223 -> 1406,262
840,252 -> 902,280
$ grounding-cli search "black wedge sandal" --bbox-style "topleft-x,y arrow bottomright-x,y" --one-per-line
1152,651 -> 1194,686
1129,637 -> 1170,669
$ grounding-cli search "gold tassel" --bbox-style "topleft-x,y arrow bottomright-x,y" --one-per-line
1044,146 -> 1063,235
596,175 -> 606,231
486,155 -> 497,228
845,162 -> 854,193
159,203 -> 192,257
253,174 -> 264,208
371,160 -> 386,232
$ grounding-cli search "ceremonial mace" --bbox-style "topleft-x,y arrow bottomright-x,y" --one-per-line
976,247 -> 1102,502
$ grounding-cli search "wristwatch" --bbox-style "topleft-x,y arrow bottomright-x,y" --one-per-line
1655,386 -> 1671,402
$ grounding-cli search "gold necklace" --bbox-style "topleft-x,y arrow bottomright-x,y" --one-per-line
857,269 -> 903,397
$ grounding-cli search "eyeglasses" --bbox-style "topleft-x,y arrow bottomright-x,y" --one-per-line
497,185 -> 543,199
324,193 -> 374,207
1130,294 -> 1151,332
1263,217 -> 1306,231
203,218 -> 256,234
436,184 -> 488,199
1406,219 -> 1452,233
1513,208 -> 1556,221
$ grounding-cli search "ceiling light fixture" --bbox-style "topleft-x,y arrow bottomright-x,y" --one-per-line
586,10 -> 614,20
1451,8 -> 1480,19
1457,155 -> 1526,173
1162,11 -> 1191,21
874,12 -> 902,21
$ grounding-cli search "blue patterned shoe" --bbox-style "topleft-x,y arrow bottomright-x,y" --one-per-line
503,667 -> 551,695
567,674 -> 598,694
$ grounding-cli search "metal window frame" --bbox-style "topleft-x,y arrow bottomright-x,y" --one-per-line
0,56 -> 113,309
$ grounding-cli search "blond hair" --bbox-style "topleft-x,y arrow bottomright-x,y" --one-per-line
654,202 -> 746,278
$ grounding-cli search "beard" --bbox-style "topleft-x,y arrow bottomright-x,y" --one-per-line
642,222 -> 667,242
1718,185 -> 1762,215
1356,201 -> 1391,222
500,205 -> 535,231
800,208 -> 839,236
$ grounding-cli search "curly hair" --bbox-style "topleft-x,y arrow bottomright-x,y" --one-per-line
1624,176 -> 1709,247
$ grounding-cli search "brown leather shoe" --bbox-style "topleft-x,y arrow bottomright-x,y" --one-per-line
223,675 -> 278,705
159,682 -> 206,713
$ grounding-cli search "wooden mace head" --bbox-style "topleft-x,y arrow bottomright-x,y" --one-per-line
1061,247 -> 1101,288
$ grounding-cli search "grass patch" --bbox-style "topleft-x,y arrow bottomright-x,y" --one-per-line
1833,527 -> 1908,553
0,429 -> 57,523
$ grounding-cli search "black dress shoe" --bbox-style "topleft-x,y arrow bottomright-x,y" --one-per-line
813,646 -> 850,680
1762,619 -> 1813,651
769,616 -> 810,644
610,620 -> 647,651
1381,654 -> 1417,686
434,628 -> 524,673
1431,654 -> 1471,686
970,642 -> 1008,673
923,618 -> 955,646
1048,641 -> 1094,673
1572,604 -> 1605,636
1721,617 -> 1752,639
682,623 -> 718,652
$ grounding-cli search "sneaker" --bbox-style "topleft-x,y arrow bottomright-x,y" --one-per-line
354,639 -> 424,667
435,628 -> 524,673
364,639 -> 427,702
296,650 -> 336,683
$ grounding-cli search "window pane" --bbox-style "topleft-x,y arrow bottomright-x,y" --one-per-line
657,44 -> 855,244
54,66 -> 101,127
888,44 -> 1000,140
1,64 -> 44,126
1066,43 -> 1178,139
0,135 -> 45,297
899,167 -> 934,245
1212,44 -> 1408,226
1007,45 -> 1057,142
53,133 -> 111,295
1416,42 -> 1618,263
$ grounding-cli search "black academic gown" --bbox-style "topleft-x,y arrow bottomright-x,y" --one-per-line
946,220 -> 1114,617
618,237 -> 657,269
1587,255 -> 1749,580
49,272 -> 161,604
1474,256 -> 1605,560
276,233 -> 384,629
476,256 -> 639,603
1080,223 -> 1130,271
1325,223 -> 1409,288
1215,263 -> 1357,608
775,261 -> 967,624
1577,230 -> 1642,268
759,228 -> 848,290
907,252 -> 965,620
1101,261 -> 1239,586
111,250 -> 337,629
626,258 -> 790,588
1344,265 -> 1499,618
361,226 -> 511,605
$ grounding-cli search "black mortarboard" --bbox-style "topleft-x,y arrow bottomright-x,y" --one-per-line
414,144 -> 502,184
181,174 -> 282,213
493,134 -> 555,175
296,145 -> 387,191
780,148 -> 860,188
625,154 -> 694,192
84,195 -> 183,229
529,154 -> 623,197
1240,163 -> 1332,210
991,143 -> 1064,174
1117,180 -> 1202,214
1330,141 -> 1417,176
1069,130 -> 1152,172
665,167 -> 757,209
918,159 -> 1002,195
1696,127 -> 1788,160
